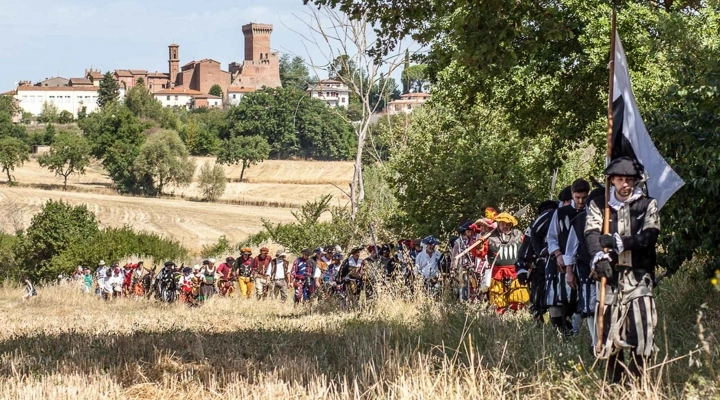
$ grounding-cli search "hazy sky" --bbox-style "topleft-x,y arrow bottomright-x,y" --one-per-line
0,0 -> 394,89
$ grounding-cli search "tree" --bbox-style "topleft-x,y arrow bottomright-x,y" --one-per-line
79,103 -> 148,192
98,71 -> 120,109
38,133 -> 91,190
38,102 -> 59,123
198,161 -> 226,201
209,84 -> 224,99
15,200 -> 99,281
179,119 -> 218,156
77,106 -> 87,121
401,64 -> 429,93
279,54 -> 311,90
57,110 -> 74,124
133,129 -> 195,195
0,137 -> 29,185
216,135 -> 270,182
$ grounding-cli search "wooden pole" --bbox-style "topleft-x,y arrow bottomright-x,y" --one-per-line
598,1 -> 617,356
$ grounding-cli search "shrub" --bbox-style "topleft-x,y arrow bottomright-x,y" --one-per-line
197,162 -> 226,201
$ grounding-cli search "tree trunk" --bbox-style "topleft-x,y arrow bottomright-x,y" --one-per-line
4,167 -> 11,184
63,173 -> 69,190
240,162 -> 247,183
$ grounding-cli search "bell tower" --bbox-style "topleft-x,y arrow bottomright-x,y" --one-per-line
168,44 -> 179,88
242,23 -> 273,62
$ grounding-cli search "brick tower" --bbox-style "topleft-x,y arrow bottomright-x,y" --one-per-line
168,44 -> 179,88
242,23 -> 273,62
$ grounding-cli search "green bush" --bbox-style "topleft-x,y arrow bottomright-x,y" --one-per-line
200,235 -> 232,259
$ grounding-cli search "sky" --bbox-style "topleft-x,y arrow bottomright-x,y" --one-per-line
0,0 -> 409,90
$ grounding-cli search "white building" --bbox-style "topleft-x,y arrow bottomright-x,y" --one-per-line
13,86 -> 122,118
307,79 -> 350,108
153,88 -> 200,109
387,92 -> 430,115
226,87 -> 256,106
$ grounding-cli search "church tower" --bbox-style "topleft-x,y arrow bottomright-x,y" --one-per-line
168,44 -> 179,88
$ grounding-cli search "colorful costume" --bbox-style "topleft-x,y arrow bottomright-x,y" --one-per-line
487,213 -> 529,312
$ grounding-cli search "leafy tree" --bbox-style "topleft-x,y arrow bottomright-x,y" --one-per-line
76,106 -> 87,121
0,99 -> 27,143
0,137 -> 29,185
279,54 -> 311,90
401,64 -> 429,93
20,111 -> 33,124
38,102 -> 59,123
198,161 -> 226,201
179,119 -> 218,156
209,84 -> 224,99
133,129 -> 195,195
216,135 -> 270,182
79,103 -> 148,192
57,110 -> 74,124
14,200 -> 99,280
225,86 -> 355,159
98,71 -> 120,109
42,123 -> 56,145
37,133 -> 91,189
0,95 -> 19,117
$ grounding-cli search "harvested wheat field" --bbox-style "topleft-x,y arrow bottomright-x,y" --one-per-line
0,158 -> 354,250
0,271 -> 718,400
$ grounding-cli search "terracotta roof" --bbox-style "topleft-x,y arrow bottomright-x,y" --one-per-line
147,72 -> 169,78
182,61 -> 197,69
87,72 -> 103,79
16,86 -> 98,92
227,86 -> 256,93
129,70 -> 147,75
399,92 -> 430,99
114,69 -> 133,77
69,77 -> 93,85
153,88 -> 203,95
169,43 -> 179,47
193,94 -> 222,99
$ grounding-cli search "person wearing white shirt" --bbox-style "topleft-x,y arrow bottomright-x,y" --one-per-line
267,250 -> 290,302
414,236 -> 442,293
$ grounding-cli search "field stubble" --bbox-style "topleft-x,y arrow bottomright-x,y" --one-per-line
0,269 -> 718,400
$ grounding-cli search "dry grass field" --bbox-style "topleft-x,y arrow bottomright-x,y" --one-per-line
0,270 -> 718,400
0,158 -> 354,251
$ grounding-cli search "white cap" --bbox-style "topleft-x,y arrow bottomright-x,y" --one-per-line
98,260 -> 106,266
208,258 -> 216,264
193,264 -> 200,271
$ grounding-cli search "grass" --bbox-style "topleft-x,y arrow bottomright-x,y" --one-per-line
0,264 -> 718,400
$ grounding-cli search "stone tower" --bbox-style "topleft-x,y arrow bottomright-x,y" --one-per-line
168,44 -> 179,88
242,23 -> 273,62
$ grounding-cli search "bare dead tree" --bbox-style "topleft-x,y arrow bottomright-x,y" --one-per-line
294,5 -> 412,220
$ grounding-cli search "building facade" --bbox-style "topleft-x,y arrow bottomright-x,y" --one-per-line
228,23 -> 282,91
35,77 -> 69,87
387,92 -> 430,115
14,86 -> 125,117
307,80 -> 350,108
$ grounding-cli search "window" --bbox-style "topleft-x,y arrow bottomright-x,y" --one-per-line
407,104 -> 412,110
341,97 -> 345,103
167,95 -> 170,100
232,94 -> 236,99
175,95 -> 178,100
65,96 -> 71,103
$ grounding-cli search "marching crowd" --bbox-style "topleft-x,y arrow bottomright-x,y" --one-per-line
52,157 -> 659,384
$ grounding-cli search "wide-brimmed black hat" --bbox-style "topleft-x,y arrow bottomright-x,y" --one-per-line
537,200 -> 559,214
350,246 -> 364,254
558,186 -> 572,202
605,157 -> 645,178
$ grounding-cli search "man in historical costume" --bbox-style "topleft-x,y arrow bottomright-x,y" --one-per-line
561,185 -> 606,353
451,222 -> 476,301
469,213 -> 498,301
291,248 -> 319,303
338,246 -> 365,305
267,250 -> 290,302
252,248 -> 272,300
200,260 -> 217,302
586,157 -> 661,383
559,186 -> 573,207
414,236 -> 443,296
515,200 -> 559,322
379,244 -> 396,279
322,252 -> 344,299
178,267 -> 194,304
487,212 -> 528,313
234,248 -> 255,299
545,179 -> 590,334
217,257 -> 235,296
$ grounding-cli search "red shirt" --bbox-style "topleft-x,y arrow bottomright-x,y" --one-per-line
217,263 -> 232,279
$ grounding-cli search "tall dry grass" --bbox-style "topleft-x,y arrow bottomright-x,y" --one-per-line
0,267 -> 718,400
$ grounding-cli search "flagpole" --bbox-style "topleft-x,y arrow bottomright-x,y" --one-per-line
598,0 -> 617,356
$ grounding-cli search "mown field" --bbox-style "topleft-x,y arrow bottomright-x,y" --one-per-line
0,264 -> 718,400
0,159 -> 353,251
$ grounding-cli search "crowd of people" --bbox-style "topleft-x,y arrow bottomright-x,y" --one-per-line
52,157 -> 659,384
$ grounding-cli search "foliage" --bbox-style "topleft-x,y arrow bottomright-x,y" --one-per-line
79,103 -> 148,193
20,111 -> 33,124
279,54 -> 311,91
48,227 -> 187,276
216,136 -> 270,182
124,83 -> 178,129
0,233 -> 18,280
0,137 -> 29,184
37,102 -> 59,124
225,87 -> 355,160
76,106 -> 87,121
0,99 -> 28,143
209,84 -> 224,99
179,118 -> 219,156
387,99 -> 551,236
57,110 -> 74,124
200,235 -> 232,259
14,200 -> 99,281
37,132 -> 91,189
197,161 -> 226,201
401,64 -> 429,93
97,71 -> 120,109
133,129 -> 195,195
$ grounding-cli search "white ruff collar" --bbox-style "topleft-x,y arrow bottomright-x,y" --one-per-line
608,186 -> 643,211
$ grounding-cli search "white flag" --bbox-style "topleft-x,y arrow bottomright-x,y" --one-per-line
612,32 -> 684,210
